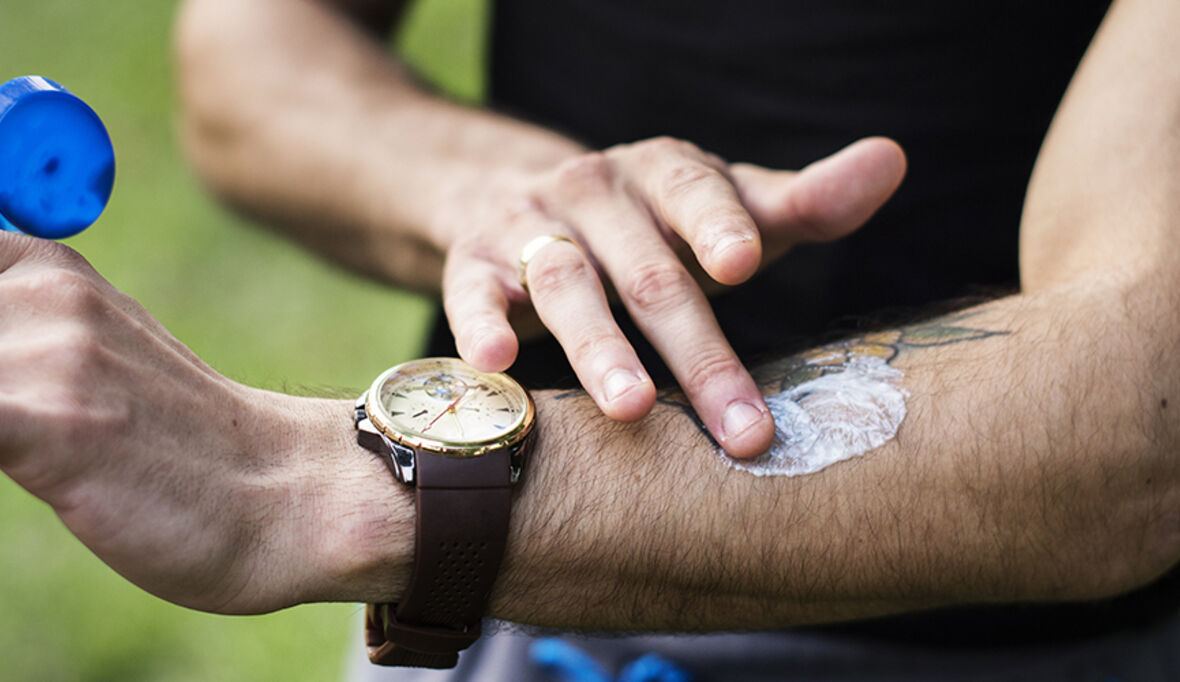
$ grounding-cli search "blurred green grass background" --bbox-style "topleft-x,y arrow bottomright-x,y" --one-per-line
0,0 -> 483,679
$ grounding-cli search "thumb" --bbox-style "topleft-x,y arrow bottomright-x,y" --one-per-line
731,137 -> 907,245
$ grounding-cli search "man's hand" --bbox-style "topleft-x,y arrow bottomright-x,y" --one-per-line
176,0 -> 904,458
436,136 -> 906,458
0,233 -> 409,614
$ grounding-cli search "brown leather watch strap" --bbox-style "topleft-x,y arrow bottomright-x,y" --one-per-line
367,449 -> 513,667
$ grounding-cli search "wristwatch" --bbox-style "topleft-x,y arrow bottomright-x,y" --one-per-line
354,357 -> 535,668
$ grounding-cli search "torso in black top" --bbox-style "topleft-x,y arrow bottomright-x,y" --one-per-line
428,0 -> 1180,644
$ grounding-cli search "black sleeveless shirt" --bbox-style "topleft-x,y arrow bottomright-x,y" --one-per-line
428,0 -> 1180,645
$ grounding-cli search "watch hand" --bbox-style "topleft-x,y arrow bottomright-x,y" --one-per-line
422,385 -> 470,433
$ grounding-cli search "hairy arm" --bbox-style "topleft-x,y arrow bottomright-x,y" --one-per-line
2,0 -> 1174,633
6,234 -> 1169,628
338,0 -> 1180,629
287,264 -> 1176,631
487,285 -> 1178,630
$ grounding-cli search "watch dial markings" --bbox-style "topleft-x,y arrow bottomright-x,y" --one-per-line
377,359 -> 529,444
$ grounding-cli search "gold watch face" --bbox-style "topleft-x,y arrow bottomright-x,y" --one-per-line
366,357 -> 534,455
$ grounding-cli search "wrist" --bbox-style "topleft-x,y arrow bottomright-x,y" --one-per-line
251,390 -> 414,605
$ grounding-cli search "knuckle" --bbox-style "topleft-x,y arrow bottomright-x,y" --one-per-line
43,240 -> 91,270
18,237 -> 85,267
54,275 -> 106,318
570,327 -> 622,362
624,261 -> 693,314
698,149 -> 727,169
661,163 -> 722,201
13,328 -> 110,417
683,347 -> 744,392
448,231 -> 494,261
0,235 -> 92,276
501,193 -> 547,225
632,137 -> 708,165
527,248 -> 593,297
38,267 -> 97,294
13,268 -> 106,318
47,325 -> 106,373
642,136 -> 689,156
448,226 -> 517,274
783,191 -> 833,241
553,153 -> 613,195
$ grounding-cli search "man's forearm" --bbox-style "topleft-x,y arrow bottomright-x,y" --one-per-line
4,233 -> 1169,627
175,0 -> 582,290
307,276 -> 1176,631
503,282 -> 1180,629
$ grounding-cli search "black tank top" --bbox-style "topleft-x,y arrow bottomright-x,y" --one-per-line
428,0 -> 1180,644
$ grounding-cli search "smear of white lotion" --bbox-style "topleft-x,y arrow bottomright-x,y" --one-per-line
724,354 -> 908,477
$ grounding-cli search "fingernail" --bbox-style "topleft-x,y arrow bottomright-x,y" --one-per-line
603,369 -> 643,402
722,400 -> 764,439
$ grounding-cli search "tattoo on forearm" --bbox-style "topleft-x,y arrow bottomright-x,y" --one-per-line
658,310 -> 1011,455
754,310 -> 1009,393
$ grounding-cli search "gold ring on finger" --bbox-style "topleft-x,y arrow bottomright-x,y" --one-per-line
518,234 -> 585,293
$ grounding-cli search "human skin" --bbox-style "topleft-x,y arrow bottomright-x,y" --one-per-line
0,0 -> 1176,632
173,0 -> 908,458
1,233 -> 1175,628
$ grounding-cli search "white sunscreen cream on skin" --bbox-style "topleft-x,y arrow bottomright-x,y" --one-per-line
724,353 -> 908,477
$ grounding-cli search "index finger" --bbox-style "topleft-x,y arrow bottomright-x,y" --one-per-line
566,194 -> 775,458
639,143 -> 763,286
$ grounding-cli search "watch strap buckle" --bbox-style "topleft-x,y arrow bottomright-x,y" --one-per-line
365,602 -> 481,668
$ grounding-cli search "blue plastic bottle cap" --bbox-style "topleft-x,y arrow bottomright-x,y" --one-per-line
0,76 -> 115,239
0,211 -> 19,233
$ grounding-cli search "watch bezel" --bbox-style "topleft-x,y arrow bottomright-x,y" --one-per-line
362,358 -> 536,458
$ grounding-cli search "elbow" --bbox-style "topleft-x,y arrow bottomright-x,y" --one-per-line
1096,288 -> 1180,598
1063,418 -> 1180,602
172,0 -> 258,206
1086,502 -> 1180,603
1047,277 -> 1180,602
1100,444 -> 1180,600
1029,478 -> 1180,605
